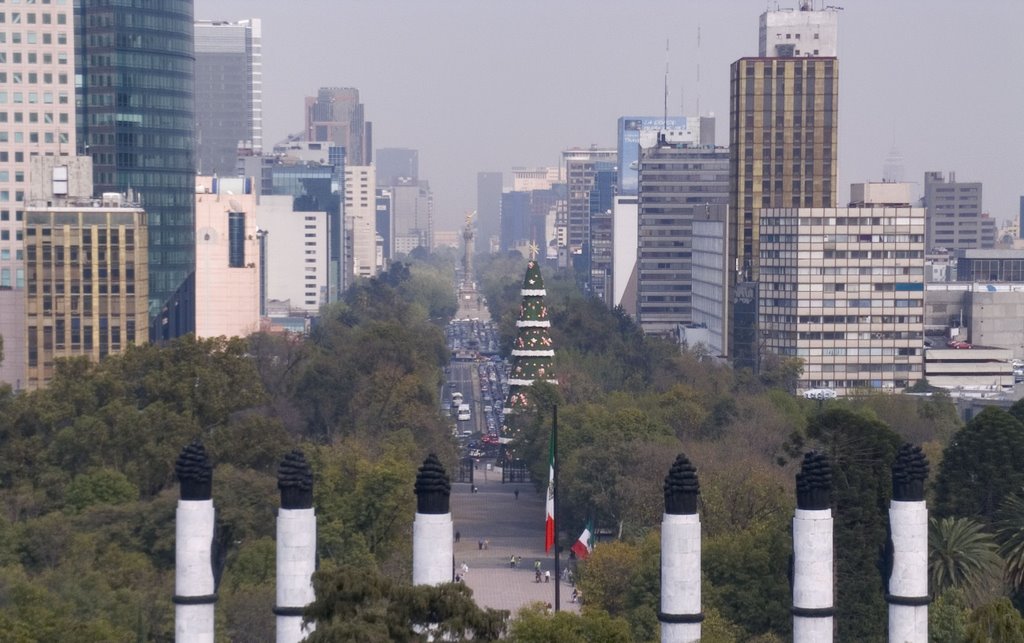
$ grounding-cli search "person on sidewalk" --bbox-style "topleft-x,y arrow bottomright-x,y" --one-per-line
514,489 -> 519,500
544,570 -> 550,583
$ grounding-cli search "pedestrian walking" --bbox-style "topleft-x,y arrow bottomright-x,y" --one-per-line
514,489 -> 519,501
478,539 -> 483,550
544,570 -> 550,583
455,531 -> 460,543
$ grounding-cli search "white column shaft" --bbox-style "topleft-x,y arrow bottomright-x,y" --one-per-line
413,512 -> 453,586
793,508 -> 833,643
276,507 -> 317,643
660,513 -> 701,643
175,499 -> 215,643
889,500 -> 928,643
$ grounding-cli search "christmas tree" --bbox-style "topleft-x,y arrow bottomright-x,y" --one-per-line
505,255 -> 556,413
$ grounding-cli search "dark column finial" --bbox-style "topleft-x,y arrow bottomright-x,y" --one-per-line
892,443 -> 929,502
278,450 -> 314,510
664,453 -> 700,515
414,453 -> 451,515
795,451 -> 831,510
176,440 -> 213,501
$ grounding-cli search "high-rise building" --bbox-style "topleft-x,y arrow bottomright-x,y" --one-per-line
194,176 -> 260,339
561,147 -> 617,254
304,87 -> 369,166
0,0 -> 78,389
729,5 -> 840,367
587,167 -> 617,303
617,116 -> 715,196
636,138 -> 729,335
758,183 -> 925,395
376,188 -> 393,262
256,195 -> 328,314
923,171 -> 995,251
511,167 -> 559,192
390,180 -> 433,255
194,19 -> 262,176
476,172 -> 502,255
75,0 -> 196,331
376,148 -> 418,187
344,165 -> 379,281
24,157 -> 149,390
691,204 -> 730,358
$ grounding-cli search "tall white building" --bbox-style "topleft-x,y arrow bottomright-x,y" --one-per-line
344,165 -> 378,282
194,19 -> 262,176
256,195 -> 328,314
0,1 -> 77,389
194,176 -> 260,339
759,183 -> 925,394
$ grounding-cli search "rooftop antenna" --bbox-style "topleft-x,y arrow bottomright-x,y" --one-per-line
663,38 -> 669,131
696,24 -> 702,116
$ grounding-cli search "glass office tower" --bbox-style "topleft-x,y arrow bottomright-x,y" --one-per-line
75,0 -> 196,329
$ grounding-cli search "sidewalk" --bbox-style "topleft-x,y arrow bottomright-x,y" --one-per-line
451,464 -> 579,615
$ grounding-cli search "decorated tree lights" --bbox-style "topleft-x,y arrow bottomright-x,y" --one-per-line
504,251 -> 557,416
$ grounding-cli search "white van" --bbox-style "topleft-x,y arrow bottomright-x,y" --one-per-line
457,404 -> 471,421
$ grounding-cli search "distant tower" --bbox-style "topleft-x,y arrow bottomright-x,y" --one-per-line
505,254 -> 558,414
173,441 -> 217,643
792,452 -> 833,643
462,212 -> 475,285
275,450 -> 317,643
887,444 -> 930,643
883,144 -> 905,184
413,454 -> 453,585
660,454 -> 702,643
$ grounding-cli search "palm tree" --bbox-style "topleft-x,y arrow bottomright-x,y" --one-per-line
929,516 -> 1004,606
995,492 -> 1024,591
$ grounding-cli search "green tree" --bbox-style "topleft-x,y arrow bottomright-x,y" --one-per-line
64,468 -> 138,512
930,516 -> 1004,607
508,603 -> 632,643
931,588 -> 971,643
996,492 -> 1024,592
935,407 -> 1024,524
966,597 -> 1024,642
303,565 -> 508,642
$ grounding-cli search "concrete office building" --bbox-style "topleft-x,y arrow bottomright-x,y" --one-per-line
758,183 -> 925,395
390,180 -> 433,256
344,165 -> 378,281
194,19 -> 262,176
24,159 -> 148,390
376,148 -> 418,187
691,205 -> 730,358
923,171 -> 996,252
476,172 -> 503,255
562,147 -> 617,254
617,116 -> 715,196
256,195 -> 328,315
636,138 -> 729,336
304,87 -> 370,166
194,176 -> 260,339
587,167 -> 617,303
611,196 -> 639,315
76,0 -> 196,330
0,0 -> 79,389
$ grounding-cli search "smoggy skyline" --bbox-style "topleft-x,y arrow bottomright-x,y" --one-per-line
195,0 -> 1024,232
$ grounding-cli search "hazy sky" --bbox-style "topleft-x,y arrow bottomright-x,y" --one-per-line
196,0 -> 1024,231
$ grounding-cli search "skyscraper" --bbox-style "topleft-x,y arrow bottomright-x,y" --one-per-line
305,87 -> 369,166
729,5 -> 840,367
636,138 -> 729,335
194,19 -> 262,176
561,147 -> 617,254
75,0 -> 196,331
376,148 -> 418,187
0,0 -> 78,388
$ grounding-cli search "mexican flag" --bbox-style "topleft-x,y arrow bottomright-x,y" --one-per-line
570,520 -> 594,560
545,428 -> 555,552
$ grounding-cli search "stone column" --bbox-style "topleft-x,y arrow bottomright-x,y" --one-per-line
659,454 -> 702,643
413,454 -> 453,585
275,450 -> 317,643
793,451 -> 833,643
888,443 -> 930,643
173,441 -> 216,643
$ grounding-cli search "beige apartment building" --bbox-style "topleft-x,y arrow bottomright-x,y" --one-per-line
194,176 -> 260,339
758,183 -> 926,395
0,1 -> 77,389
344,165 -> 378,282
